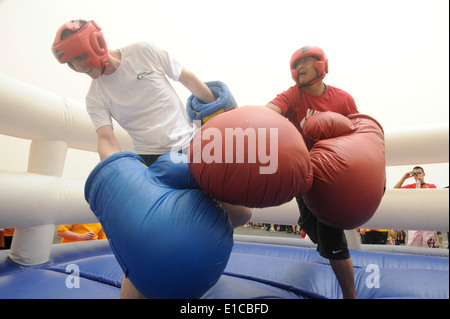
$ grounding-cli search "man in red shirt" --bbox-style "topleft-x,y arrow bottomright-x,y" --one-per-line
394,166 -> 438,248
394,166 -> 437,189
267,46 -> 357,149
265,46 -> 358,299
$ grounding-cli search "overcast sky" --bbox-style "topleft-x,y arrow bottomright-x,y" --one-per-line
0,0 -> 448,187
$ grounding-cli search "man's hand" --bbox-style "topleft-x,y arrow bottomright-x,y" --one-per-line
80,231 -> 95,241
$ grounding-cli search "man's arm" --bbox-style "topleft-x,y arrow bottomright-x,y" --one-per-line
220,202 -> 252,229
58,230 -> 95,241
97,125 -> 121,161
178,68 -> 216,104
393,171 -> 412,188
265,102 -> 282,114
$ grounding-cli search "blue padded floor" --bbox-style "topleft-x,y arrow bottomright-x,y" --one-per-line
0,238 -> 448,299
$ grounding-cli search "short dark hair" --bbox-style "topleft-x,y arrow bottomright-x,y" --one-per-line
413,166 -> 425,173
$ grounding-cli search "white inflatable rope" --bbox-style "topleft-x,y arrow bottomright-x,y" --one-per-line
250,189 -> 449,231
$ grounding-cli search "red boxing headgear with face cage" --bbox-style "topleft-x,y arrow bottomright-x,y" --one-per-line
290,46 -> 328,86
52,20 -> 109,74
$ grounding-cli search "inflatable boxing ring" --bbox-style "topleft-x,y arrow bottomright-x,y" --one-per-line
0,74 -> 448,299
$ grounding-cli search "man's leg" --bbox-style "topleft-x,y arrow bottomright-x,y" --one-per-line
120,275 -> 146,299
320,226 -> 357,299
329,259 -> 357,299
296,196 -> 357,299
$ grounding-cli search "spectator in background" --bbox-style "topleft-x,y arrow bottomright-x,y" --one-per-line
359,228 -> 389,245
387,230 -> 397,245
394,166 -> 436,189
57,223 -> 106,243
0,229 -> 4,249
394,166 -> 438,248
395,230 -> 406,245
0,228 -> 14,249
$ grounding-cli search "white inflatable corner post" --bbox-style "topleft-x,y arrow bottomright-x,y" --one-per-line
0,73 -> 133,265
8,139 -> 68,265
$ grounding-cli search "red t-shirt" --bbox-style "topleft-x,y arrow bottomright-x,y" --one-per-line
401,183 -> 437,189
270,84 -> 358,146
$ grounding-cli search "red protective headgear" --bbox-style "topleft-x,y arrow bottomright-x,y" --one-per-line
52,20 -> 109,74
290,46 -> 328,86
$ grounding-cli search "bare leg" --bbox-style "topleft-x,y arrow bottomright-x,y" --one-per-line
329,258 -> 357,299
120,275 -> 146,299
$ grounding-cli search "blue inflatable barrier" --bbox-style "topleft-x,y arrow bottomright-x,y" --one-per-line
84,152 -> 234,299
186,80 -> 237,124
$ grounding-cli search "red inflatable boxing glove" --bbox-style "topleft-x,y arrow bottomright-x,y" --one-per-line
188,106 -> 313,208
302,112 -> 386,229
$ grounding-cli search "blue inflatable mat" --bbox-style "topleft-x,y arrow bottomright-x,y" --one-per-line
0,240 -> 121,299
227,242 -> 448,299
0,238 -> 448,299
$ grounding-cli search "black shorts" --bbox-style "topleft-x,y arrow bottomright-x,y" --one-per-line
138,154 -> 162,166
296,196 -> 349,260
138,148 -> 188,167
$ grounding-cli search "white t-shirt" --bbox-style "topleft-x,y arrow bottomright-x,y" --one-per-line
86,42 -> 194,154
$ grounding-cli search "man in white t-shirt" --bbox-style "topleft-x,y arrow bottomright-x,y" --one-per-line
52,20 -> 216,162
52,20 -> 252,298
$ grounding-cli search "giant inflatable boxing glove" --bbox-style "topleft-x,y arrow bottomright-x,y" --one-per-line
302,112 -> 386,229
188,106 -> 314,208
84,152 -> 233,299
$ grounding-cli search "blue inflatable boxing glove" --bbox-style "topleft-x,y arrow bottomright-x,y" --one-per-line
84,152 -> 233,298
186,81 -> 237,125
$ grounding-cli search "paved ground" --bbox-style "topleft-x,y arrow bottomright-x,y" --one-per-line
234,224 -> 449,248
234,224 -> 305,239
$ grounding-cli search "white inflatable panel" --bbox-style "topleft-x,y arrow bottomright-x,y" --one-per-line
0,171 -> 97,228
385,123 -> 449,166
0,73 -> 133,152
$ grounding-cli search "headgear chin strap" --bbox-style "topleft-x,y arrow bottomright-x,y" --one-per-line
290,46 -> 328,86
52,20 -> 109,74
